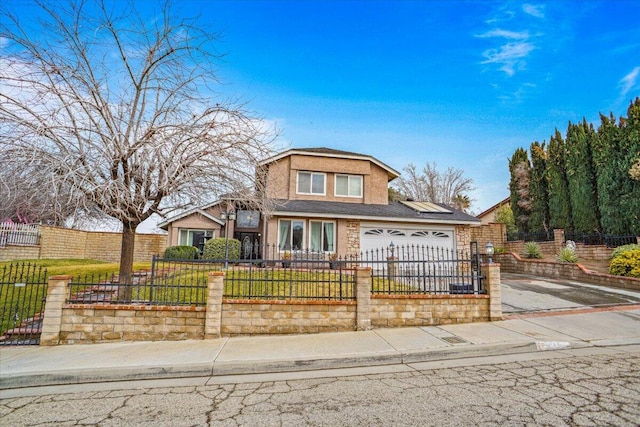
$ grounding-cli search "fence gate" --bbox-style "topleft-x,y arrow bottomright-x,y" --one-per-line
0,262 -> 48,345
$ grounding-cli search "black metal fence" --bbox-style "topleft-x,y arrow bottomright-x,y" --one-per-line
564,231 -> 637,248
67,268 -> 209,306
361,242 -> 484,295
0,262 -> 48,345
64,242 -> 485,305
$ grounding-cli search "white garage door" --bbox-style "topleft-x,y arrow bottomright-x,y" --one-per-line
360,225 -> 455,255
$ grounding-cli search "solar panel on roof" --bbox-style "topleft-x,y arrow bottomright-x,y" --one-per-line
400,200 -> 452,213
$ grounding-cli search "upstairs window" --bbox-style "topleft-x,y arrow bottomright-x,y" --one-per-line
297,172 -> 325,195
335,174 -> 362,197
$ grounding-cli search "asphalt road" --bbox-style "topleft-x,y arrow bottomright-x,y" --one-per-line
501,273 -> 640,315
1,348 -> 639,426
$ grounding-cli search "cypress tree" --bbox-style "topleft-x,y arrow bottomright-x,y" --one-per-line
528,141 -> 551,234
619,98 -> 640,234
565,120 -> 600,233
593,113 -> 625,234
508,148 -> 531,233
547,129 -> 573,230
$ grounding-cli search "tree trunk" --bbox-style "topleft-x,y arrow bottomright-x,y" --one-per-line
117,221 -> 138,301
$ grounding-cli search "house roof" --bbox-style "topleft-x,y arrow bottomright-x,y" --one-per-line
259,147 -> 401,181
157,204 -> 224,230
476,197 -> 510,219
271,199 -> 480,226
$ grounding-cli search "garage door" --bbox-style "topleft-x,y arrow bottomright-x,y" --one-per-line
360,225 -> 455,255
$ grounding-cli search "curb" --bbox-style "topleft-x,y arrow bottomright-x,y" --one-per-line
0,340 -> 592,390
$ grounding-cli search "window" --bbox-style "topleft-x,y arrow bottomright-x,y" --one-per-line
236,210 -> 260,228
310,221 -> 335,252
297,172 -> 325,195
179,229 -> 213,247
278,220 -> 305,250
335,174 -> 362,197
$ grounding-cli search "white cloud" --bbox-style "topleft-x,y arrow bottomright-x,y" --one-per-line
476,29 -> 530,40
523,4 -> 545,19
620,66 -> 640,97
481,42 -> 536,76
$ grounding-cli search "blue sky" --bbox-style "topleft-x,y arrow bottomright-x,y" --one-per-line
190,0 -> 640,213
6,0 -> 640,218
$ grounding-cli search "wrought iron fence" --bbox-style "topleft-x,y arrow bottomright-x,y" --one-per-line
0,262 -> 48,345
361,242 -> 484,295
65,241 -> 485,305
564,231 -> 637,248
152,253 -> 356,301
67,267 -> 209,306
0,223 -> 40,247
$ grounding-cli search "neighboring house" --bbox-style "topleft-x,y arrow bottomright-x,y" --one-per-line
476,197 -> 510,226
158,147 -> 480,258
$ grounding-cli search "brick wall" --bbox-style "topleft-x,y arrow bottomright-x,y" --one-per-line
0,245 -> 40,261
221,300 -> 357,335
59,304 -> 206,344
470,223 -> 506,251
496,253 -> 640,291
370,295 -> 490,328
43,266 -> 502,344
9,225 -> 166,262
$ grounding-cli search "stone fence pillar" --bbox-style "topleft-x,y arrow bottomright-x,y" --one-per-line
40,275 -> 72,346
355,267 -> 372,331
484,263 -> 502,321
205,271 -> 224,339
553,229 -> 565,252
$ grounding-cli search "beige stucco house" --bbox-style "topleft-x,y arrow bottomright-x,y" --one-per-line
158,147 -> 480,258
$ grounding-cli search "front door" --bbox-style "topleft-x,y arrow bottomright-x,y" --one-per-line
235,232 -> 260,259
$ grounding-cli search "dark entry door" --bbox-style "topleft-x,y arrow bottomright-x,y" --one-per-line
236,232 -> 260,259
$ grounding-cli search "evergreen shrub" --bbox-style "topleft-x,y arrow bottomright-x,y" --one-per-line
203,237 -> 241,260
163,245 -> 199,259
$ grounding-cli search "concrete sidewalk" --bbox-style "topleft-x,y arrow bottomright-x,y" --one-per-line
2,306 -> 639,391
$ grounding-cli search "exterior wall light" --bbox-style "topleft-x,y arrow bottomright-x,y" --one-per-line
485,242 -> 494,263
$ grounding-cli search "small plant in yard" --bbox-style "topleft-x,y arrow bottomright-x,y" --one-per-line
557,247 -> 578,263
523,241 -> 543,259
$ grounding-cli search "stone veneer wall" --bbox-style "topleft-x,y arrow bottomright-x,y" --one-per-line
345,220 -> 360,257
455,225 -> 472,251
370,295 -> 490,328
220,301 -> 356,335
59,305 -> 206,344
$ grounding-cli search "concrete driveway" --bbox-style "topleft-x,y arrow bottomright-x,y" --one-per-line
501,273 -> 640,315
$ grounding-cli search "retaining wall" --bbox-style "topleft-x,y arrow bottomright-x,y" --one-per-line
496,253 -> 640,290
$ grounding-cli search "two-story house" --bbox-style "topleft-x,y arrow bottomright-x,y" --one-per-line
158,147 -> 480,257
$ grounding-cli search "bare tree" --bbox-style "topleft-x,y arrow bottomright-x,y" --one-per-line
392,162 -> 475,211
0,0 -> 276,285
